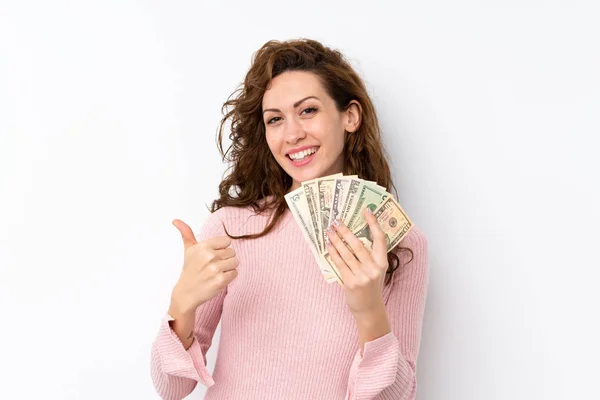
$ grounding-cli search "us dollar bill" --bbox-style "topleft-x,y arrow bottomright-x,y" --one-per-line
302,179 -> 323,254
345,183 -> 390,231
352,195 -> 413,253
286,186 -> 340,281
328,177 -> 351,228
317,173 -> 342,254
322,251 -> 343,284
339,177 -> 362,225
284,189 -> 325,271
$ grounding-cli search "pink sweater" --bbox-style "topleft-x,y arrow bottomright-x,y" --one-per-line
150,200 -> 429,399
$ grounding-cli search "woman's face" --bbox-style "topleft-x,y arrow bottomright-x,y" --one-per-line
262,70 -> 361,193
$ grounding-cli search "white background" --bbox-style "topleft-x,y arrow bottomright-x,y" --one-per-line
1,1 -> 599,399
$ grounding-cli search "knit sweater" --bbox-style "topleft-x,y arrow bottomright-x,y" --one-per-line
150,198 -> 429,400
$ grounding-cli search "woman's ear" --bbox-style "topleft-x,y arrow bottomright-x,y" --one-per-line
344,100 -> 362,133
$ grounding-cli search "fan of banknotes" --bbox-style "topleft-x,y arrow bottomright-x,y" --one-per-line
284,173 -> 413,285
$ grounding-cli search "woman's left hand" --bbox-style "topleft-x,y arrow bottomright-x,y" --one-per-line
325,208 -> 389,315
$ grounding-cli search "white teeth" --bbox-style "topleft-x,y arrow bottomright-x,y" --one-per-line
289,147 -> 318,160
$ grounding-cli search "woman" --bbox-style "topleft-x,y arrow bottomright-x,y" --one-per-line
150,38 -> 429,400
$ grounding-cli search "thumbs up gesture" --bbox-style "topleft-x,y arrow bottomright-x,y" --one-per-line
169,218 -> 239,316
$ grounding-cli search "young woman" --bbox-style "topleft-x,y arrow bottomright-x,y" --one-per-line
150,38 -> 429,400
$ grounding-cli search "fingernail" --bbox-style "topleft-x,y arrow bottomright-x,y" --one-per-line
366,208 -> 372,215
333,219 -> 341,227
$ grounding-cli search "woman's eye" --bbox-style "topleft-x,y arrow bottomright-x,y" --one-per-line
266,108 -> 317,125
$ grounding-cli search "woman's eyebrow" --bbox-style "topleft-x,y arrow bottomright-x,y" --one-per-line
263,96 -> 320,114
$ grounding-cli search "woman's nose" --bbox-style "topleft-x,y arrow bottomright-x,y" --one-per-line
285,118 -> 306,144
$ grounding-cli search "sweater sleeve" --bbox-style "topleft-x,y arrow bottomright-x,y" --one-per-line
345,226 -> 429,400
150,209 -> 230,400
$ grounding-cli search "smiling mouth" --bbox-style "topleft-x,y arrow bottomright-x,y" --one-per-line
286,147 -> 320,161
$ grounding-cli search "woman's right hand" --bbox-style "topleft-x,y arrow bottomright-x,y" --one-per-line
169,218 -> 239,316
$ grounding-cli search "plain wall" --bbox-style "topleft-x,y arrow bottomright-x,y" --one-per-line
1,1 -> 599,399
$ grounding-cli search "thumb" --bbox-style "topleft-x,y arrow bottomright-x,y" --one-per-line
364,207 -> 386,262
172,219 -> 197,250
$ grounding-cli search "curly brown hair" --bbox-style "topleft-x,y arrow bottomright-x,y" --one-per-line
209,38 -> 413,286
